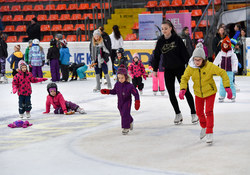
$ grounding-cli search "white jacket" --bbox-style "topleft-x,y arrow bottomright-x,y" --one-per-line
213,50 -> 238,73
109,32 -> 123,50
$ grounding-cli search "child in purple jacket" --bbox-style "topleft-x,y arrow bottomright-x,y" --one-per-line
128,53 -> 146,95
101,65 -> 140,135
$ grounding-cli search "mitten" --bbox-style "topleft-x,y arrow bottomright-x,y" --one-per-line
143,75 -> 147,80
179,89 -> 186,100
13,86 -> 18,94
134,100 -> 140,110
38,78 -> 48,82
225,87 -> 232,99
100,89 -> 110,94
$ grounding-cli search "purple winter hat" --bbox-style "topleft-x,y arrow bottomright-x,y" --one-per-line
117,64 -> 128,76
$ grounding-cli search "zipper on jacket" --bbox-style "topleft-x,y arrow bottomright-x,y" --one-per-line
199,69 -> 203,98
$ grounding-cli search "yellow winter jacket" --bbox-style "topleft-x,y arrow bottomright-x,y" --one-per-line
180,60 -> 230,98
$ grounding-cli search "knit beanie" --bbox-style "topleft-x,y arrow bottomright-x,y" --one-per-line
117,64 -> 128,75
221,36 -> 231,52
192,43 -> 205,60
93,29 -> 101,37
133,53 -> 139,59
18,60 -> 27,70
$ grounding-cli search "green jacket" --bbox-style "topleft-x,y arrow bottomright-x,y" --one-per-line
24,46 -> 30,64
180,60 -> 230,98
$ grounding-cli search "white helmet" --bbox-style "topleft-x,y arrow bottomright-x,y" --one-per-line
32,39 -> 40,45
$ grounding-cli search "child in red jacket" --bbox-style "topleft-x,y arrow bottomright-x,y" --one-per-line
12,60 -> 48,119
43,83 -> 86,115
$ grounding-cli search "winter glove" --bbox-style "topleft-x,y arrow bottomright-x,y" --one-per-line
134,100 -> 140,110
64,111 -> 75,115
179,89 -> 186,100
238,62 -> 242,68
100,89 -> 110,94
148,66 -> 153,70
225,87 -> 233,99
143,75 -> 147,80
13,86 -> 18,94
38,78 -> 48,82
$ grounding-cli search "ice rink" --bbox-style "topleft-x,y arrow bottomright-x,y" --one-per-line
0,75 -> 250,175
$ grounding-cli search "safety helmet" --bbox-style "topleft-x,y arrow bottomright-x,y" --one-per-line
32,39 -> 40,45
116,48 -> 124,54
47,83 -> 58,94
50,38 -> 57,46
60,39 -> 67,47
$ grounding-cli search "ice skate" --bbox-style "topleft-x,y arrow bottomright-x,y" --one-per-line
122,128 -> 129,135
26,112 -> 31,119
191,114 -> 199,124
139,90 -> 143,95
19,114 -> 24,119
77,107 -> 86,114
174,113 -> 183,124
231,96 -> 236,102
130,122 -> 133,130
218,97 -> 224,103
153,91 -> 157,96
200,128 -> 206,140
206,133 -> 213,144
160,91 -> 165,96
234,83 -> 240,92
0,76 -> 8,84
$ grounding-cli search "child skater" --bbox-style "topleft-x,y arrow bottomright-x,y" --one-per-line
213,36 -> 238,102
113,48 -> 128,77
59,39 -> 71,82
128,53 -> 146,95
179,43 -> 232,144
100,65 -> 140,135
12,60 -> 48,119
47,38 -> 60,82
10,44 -> 24,77
148,50 -> 165,96
43,83 -> 86,115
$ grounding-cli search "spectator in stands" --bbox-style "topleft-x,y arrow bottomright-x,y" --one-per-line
109,25 -> 124,75
231,24 -> 241,48
212,24 -> 227,58
0,16 -> 3,31
24,17 -> 41,42
24,40 -> 33,72
180,27 -> 194,57
10,45 -> 24,77
0,31 -> 8,81
152,19 -> 198,125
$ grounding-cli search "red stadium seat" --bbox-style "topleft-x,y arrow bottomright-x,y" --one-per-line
41,25 -> 50,32
66,35 -> 76,42
33,5 -> 44,11
170,0 -> 182,7
95,13 -> 104,19
141,11 -> 151,14
90,3 -> 101,9
62,24 -> 74,31
154,11 -> 163,14
191,32 -> 203,39
68,4 -> 78,10
58,14 -> 70,21
0,6 -> 10,12
10,5 -> 21,12
86,24 -> 95,30
41,35 -> 53,42
132,22 -> 139,30
45,4 -> 55,11
102,2 -> 111,9
74,24 -> 85,31
4,25 -> 15,32
206,9 -> 216,16
6,36 -> 17,43
191,9 -> 202,16
166,10 -> 176,14
12,15 -> 24,22
83,13 -> 93,20
56,4 -> 67,11
15,25 -> 26,32
183,0 -> 195,6
71,14 -> 82,20
214,0 -> 221,5
51,24 -> 62,31
37,14 -> 47,21
125,34 -> 137,41
179,10 -> 189,13
196,0 -> 208,6
145,1 -> 158,8
22,5 -> 32,11
158,1 -> 170,7
198,20 -> 210,27
24,15 -> 35,21
191,20 -> 196,28
2,15 -> 12,22
16,0 -> 27,2
79,3 -> 89,10
18,35 -> 28,42
47,14 -> 58,21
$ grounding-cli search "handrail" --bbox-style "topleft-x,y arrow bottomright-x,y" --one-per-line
84,16 -> 90,41
92,6 -> 98,30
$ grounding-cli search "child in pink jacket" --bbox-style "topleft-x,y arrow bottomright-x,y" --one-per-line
12,60 -> 48,119
43,83 -> 86,115
128,53 -> 146,94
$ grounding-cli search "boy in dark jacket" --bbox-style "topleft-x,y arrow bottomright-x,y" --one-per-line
10,45 -> 24,77
114,48 -> 128,76
47,39 -> 60,82
69,62 -> 88,81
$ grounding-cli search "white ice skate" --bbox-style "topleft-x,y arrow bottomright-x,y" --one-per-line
77,107 -> 86,114
160,91 -> 165,96
200,128 -> 206,140
174,113 -> 183,125
122,128 -> 129,135
93,88 -> 100,93
26,112 -> 31,119
139,90 -> 143,95
191,114 -> 199,124
19,114 -> 24,119
231,96 -> 236,102
0,76 -> 8,84
153,91 -> 157,96
206,133 -> 213,144
218,97 -> 225,103
130,122 -> 133,130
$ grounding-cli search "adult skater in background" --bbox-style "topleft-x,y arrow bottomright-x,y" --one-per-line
0,31 -> 8,82
179,43 -> 232,144
152,20 -> 198,124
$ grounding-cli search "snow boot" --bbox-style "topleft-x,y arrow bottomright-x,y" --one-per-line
105,74 -> 112,89
174,113 -> 183,124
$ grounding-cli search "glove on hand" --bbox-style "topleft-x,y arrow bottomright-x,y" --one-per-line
134,100 -> 140,110
38,78 -> 48,82
225,87 -> 232,99
13,86 -> 18,94
143,75 -> 147,80
64,111 -> 75,115
100,89 -> 110,94
179,89 -> 186,100
148,66 -> 153,70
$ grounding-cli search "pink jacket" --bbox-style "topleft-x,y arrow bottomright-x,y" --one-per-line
128,60 -> 146,78
12,70 -> 44,96
45,92 -> 67,113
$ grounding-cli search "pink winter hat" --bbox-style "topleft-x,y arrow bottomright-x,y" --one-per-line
133,53 -> 139,58
18,60 -> 27,70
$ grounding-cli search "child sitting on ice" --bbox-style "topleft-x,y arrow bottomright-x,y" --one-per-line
101,65 -> 140,135
43,83 -> 86,115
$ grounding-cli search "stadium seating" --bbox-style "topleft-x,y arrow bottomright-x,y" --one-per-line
191,9 -> 202,17
6,36 -> 17,43
37,14 -> 47,21
79,3 -> 90,10
22,5 -> 32,11
71,14 -> 82,20
74,24 -> 85,31
58,14 -> 71,21
12,15 -> 24,22
10,5 -> 21,12
196,0 -> 208,6
83,13 -> 93,20
0,6 -> 10,12
33,5 -> 44,11
68,4 -> 78,10
170,0 -> 182,7
158,1 -> 170,7
166,10 -> 176,14
24,15 -> 35,21
56,4 -> 67,11
132,22 -> 139,30
41,35 -> 53,42
191,20 -> 196,28
90,3 -> 101,9
214,0 -> 221,5
45,4 -> 55,11
198,20 -> 210,27
47,14 -> 58,21
51,24 -> 62,31
4,25 -> 15,32
18,35 -> 28,42
41,25 -> 50,32
183,0 -> 195,6
141,11 -> 151,14
2,15 -> 12,22
145,1 -> 158,8
66,35 -> 76,42
62,24 -> 74,31
179,10 -> 189,13
15,25 -> 26,32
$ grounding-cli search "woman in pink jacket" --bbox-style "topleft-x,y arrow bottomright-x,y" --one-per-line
12,60 -> 47,119
43,83 -> 86,115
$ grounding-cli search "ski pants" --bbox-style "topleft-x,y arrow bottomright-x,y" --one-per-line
54,101 -> 79,114
18,95 -> 32,114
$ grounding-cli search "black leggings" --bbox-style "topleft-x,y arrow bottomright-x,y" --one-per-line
164,67 -> 196,115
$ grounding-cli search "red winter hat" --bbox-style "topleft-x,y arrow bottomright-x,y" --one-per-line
221,36 -> 231,52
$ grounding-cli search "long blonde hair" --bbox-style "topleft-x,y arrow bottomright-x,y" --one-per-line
92,35 -> 103,46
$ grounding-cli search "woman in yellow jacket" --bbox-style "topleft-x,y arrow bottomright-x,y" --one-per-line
179,43 -> 232,144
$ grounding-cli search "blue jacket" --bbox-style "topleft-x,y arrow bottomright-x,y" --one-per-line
29,44 -> 45,66
60,47 -> 71,65
10,51 -> 24,69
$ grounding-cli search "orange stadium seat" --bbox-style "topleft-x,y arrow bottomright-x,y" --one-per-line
158,1 -> 170,7
66,35 -> 76,42
125,33 -> 137,41
45,4 -> 55,11
6,36 -> 17,43
47,14 -> 58,21
79,3 -> 89,10
16,0 -> 27,2
183,0 -> 195,6
27,0 -> 38,2
4,25 -> 15,32
198,20 -> 210,27
62,24 -> 74,31
15,25 -> 26,32
206,9 -> 216,16
24,15 -> 35,21
80,35 -> 89,41
58,14 -> 70,21
191,9 -> 202,16
68,4 -> 78,10
154,11 -> 163,14
103,2 -> 111,9
41,35 -> 53,42
145,1 -> 158,8
191,20 -> 196,28
0,6 -> 10,12
132,22 -> 139,30
90,3 -> 101,9
166,10 -> 176,14
86,24 -> 95,30
41,25 -> 50,32
95,13 -> 104,19
170,0 -> 182,7
74,24 -> 85,31
13,15 -> 24,22
214,0 -> 221,5
18,35 -> 28,42
71,14 -> 82,20
22,5 -> 32,11
10,5 -> 21,12
83,13 -> 93,20
191,32 -> 203,39
179,10 -> 189,13
2,15 -> 12,22
33,5 -> 44,11
56,4 -> 67,11
141,11 -> 151,14
37,14 -> 47,21
196,0 -> 208,6
51,24 -> 62,31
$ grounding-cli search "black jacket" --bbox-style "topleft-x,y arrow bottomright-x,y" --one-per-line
47,46 -> 60,61
212,33 -> 226,56
180,32 -> 194,57
153,33 -> 189,71
27,23 -> 41,40
102,32 -> 112,54
0,37 -> 8,58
